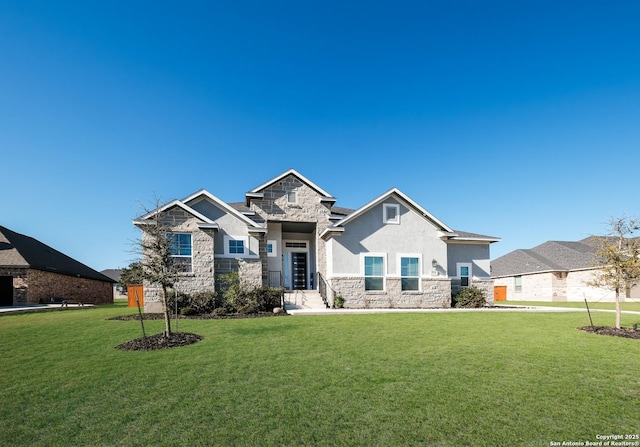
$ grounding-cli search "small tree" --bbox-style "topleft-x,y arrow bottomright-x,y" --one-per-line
588,216 -> 640,329
136,199 -> 182,337
119,261 -> 144,294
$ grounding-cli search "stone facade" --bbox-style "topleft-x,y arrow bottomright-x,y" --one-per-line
328,276 -> 452,308
0,267 -> 113,305
141,208 -> 217,313
249,174 -> 334,284
468,279 -> 494,304
135,170 -> 498,311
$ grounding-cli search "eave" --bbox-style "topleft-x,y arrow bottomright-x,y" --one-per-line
320,227 -> 345,240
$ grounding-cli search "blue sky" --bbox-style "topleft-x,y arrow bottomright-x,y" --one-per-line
2,1 -> 639,271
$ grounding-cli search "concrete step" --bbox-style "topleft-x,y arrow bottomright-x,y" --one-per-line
284,290 -> 327,310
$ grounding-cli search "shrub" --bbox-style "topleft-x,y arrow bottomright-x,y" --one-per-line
166,290 -> 190,314
333,295 -> 345,309
217,272 -> 283,314
190,291 -> 217,314
453,286 -> 486,308
167,290 -> 218,315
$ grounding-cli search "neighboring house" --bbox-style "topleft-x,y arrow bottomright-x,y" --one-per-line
100,269 -> 127,299
491,238 -> 640,302
0,226 -> 115,306
134,169 -> 500,312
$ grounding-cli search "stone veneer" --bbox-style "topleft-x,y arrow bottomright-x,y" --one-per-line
328,277 -> 453,308
248,174 -> 334,285
141,208 -> 216,313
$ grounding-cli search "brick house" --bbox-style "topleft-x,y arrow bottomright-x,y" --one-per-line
135,169 -> 500,312
0,226 -> 114,306
491,238 -> 640,302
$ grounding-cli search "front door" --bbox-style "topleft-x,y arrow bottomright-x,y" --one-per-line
0,276 -> 13,307
292,252 -> 307,290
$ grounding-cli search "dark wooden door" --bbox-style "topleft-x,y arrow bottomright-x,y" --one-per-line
292,253 -> 307,290
0,276 -> 13,306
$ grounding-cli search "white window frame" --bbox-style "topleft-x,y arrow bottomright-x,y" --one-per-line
383,203 -> 400,224
514,275 -> 522,293
457,262 -> 472,288
224,235 -> 249,256
168,232 -> 192,273
361,253 -> 387,291
267,240 -> 277,258
398,254 -> 421,291
287,190 -> 298,204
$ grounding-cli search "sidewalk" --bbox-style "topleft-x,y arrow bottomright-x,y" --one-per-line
285,304 -> 640,316
0,303 -> 93,315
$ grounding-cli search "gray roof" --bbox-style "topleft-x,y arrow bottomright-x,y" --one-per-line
452,230 -> 501,242
0,226 -> 115,283
228,202 -> 354,217
100,269 -> 122,282
491,237 -> 602,278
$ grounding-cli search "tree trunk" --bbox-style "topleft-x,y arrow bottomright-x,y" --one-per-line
615,287 -> 621,329
161,285 -> 172,337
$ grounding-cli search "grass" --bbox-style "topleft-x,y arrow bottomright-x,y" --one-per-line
503,300 -> 640,312
1,303 -> 639,446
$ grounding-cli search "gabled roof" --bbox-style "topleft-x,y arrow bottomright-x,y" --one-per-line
491,239 -> 603,278
340,188 -> 453,231
133,199 -> 216,226
0,226 -> 115,282
133,190 -> 265,231
182,189 -> 263,229
246,168 -> 336,202
321,188 -> 454,238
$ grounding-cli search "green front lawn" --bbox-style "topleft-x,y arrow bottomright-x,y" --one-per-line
1,303 -> 639,446
503,300 -> 640,312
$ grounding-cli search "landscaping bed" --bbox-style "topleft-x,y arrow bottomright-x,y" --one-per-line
109,311 -> 287,321
578,325 -> 640,339
115,332 -> 204,350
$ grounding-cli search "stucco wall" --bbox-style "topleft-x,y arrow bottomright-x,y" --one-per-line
330,198 -> 447,276
447,243 -> 491,279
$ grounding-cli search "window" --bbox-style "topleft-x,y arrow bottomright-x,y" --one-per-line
224,236 -> 249,256
364,255 -> 385,291
285,241 -> 307,248
515,276 -> 522,293
383,203 -> 400,224
168,233 -> 192,272
458,263 -> 471,287
287,190 -> 297,204
401,257 -> 420,291
267,240 -> 277,257
229,239 -> 244,254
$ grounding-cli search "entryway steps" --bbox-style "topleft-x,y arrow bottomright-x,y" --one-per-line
284,290 -> 327,311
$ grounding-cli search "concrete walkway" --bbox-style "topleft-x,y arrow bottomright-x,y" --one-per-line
285,304 -> 640,316
0,303 -> 94,315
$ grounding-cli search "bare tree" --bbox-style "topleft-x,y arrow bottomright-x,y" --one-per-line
135,199 -> 181,337
588,216 -> 640,328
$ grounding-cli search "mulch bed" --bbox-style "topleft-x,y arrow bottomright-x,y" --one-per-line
578,326 -> 640,340
112,311 -> 286,350
115,332 -> 204,350
109,311 -> 287,321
